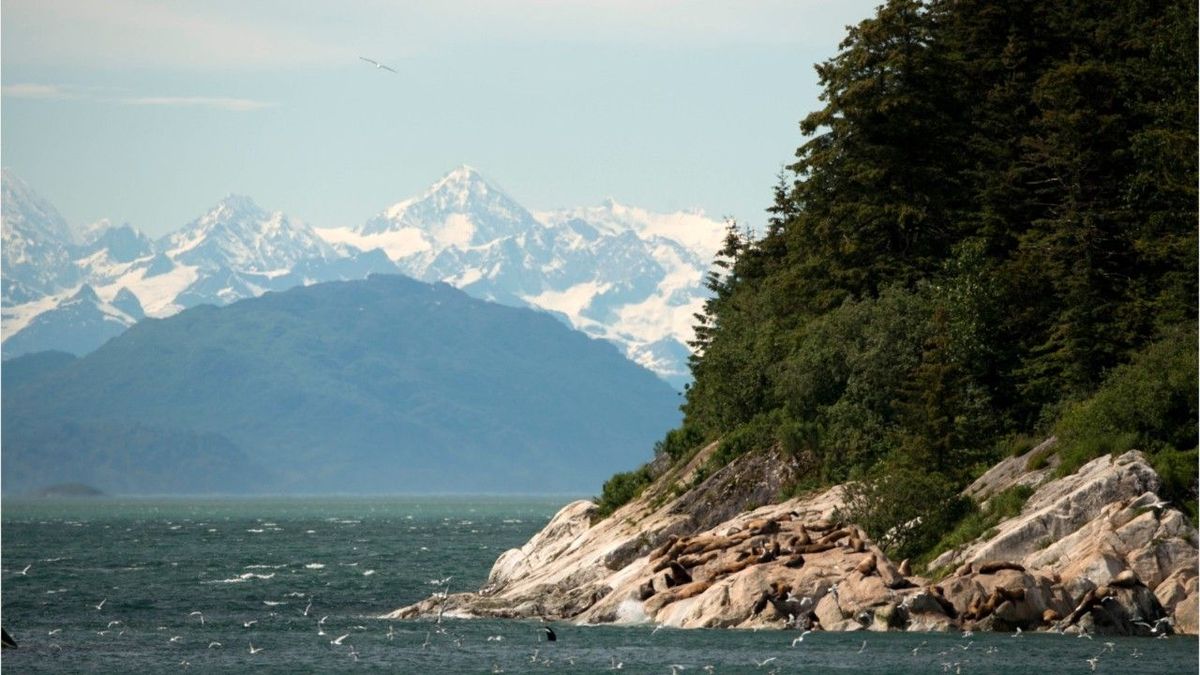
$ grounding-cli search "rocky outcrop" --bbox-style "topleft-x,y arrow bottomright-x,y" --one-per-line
931,450 -> 1197,635
388,447 -> 1198,636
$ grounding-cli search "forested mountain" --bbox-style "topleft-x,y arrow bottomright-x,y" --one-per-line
602,0 -> 1197,558
2,275 -> 682,495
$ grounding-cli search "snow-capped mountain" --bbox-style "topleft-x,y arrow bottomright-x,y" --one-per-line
1,168 -> 80,305
1,175 -> 397,359
1,284 -> 143,357
1,166 -> 725,386
317,166 -> 726,387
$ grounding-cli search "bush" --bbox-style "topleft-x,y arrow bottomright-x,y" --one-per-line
653,424 -> 706,463
999,434 -> 1038,457
701,410 -> 783,477
1053,324 -> 1197,477
1151,447 -> 1199,523
836,464 -> 971,562
917,484 -> 1034,568
595,466 -> 653,518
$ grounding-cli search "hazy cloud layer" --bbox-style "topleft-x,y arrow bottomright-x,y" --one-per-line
2,83 -> 274,111
3,0 -> 860,71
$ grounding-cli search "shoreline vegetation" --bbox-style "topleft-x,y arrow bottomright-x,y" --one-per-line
398,0 -> 1197,636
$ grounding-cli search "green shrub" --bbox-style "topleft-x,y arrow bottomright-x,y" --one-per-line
595,465 -> 653,519
1052,324 -> 1197,478
1150,447 -> 1199,523
701,410 -> 782,476
999,434 -> 1037,457
653,424 -> 706,463
836,464 -> 971,562
916,484 -> 1034,568
1025,443 -> 1056,471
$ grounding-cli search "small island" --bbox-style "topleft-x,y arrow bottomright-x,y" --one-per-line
34,483 -> 105,498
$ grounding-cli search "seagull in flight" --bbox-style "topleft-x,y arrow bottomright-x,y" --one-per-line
791,630 -> 812,646
359,56 -> 397,73
331,633 -> 350,646
94,598 -> 107,611
249,641 -> 264,654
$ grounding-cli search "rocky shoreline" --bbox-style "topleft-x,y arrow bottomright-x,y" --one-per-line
388,444 -> 1198,636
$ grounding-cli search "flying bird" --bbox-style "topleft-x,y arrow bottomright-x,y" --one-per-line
359,56 -> 397,73
331,633 -> 350,646
249,641 -> 264,654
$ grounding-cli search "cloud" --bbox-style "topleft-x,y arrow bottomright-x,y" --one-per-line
2,0 -> 875,72
119,96 -> 275,112
2,83 -> 274,112
2,0 -> 352,70
1,83 -> 79,100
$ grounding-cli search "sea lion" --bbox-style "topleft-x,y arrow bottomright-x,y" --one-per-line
667,561 -> 693,587
638,579 -> 657,600
930,589 -> 958,618
979,590 -> 1002,618
665,539 -> 690,560
794,527 -> 812,546
701,534 -> 748,554
751,590 -> 771,615
791,542 -> 837,555
998,587 -> 1025,602
645,580 -> 713,614
977,560 -> 1025,574
955,562 -> 974,577
784,554 -> 806,569
677,551 -> 719,569
680,538 -> 712,556
1042,608 -> 1061,624
855,553 -> 877,576
707,558 -> 756,580
818,528 -> 852,545
1111,570 -> 1139,587
748,519 -> 780,536
898,559 -> 912,576
649,535 -> 679,561
809,519 -> 836,532
1066,589 -> 1097,625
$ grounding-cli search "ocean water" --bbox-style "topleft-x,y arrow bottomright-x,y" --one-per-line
1,496 -> 1195,674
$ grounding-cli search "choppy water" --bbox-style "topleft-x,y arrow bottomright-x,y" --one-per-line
1,497 -> 1195,673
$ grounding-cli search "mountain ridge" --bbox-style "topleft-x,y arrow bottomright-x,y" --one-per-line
2,273 -> 682,494
2,166 -> 725,386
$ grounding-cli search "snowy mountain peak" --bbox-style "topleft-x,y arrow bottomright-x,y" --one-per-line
166,195 -> 336,273
360,165 -> 541,248
211,193 -> 267,220
2,167 -> 76,246
2,169 -> 81,304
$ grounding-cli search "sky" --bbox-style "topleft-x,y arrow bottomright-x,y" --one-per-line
2,0 -> 880,238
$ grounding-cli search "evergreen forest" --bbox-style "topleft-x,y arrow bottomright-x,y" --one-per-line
599,0 -> 1198,567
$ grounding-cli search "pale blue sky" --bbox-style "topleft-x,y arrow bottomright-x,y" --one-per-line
2,0 -> 880,238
